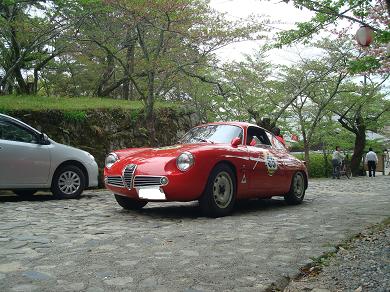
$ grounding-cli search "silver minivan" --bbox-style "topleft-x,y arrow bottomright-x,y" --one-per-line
0,113 -> 98,198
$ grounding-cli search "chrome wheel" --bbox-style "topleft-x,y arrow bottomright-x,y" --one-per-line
58,171 -> 81,195
292,172 -> 304,199
285,171 -> 306,205
212,171 -> 233,209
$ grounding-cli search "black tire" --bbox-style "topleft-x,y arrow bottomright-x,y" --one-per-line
334,165 -> 341,179
114,194 -> 147,210
284,171 -> 306,205
51,165 -> 85,199
345,167 -> 352,179
199,163 -> 236,217
13,190 -> 37,197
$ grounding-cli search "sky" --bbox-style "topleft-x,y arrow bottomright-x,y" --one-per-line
209,0 -> 325,64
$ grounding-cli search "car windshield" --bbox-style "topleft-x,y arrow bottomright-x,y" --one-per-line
179,124 -> 243,144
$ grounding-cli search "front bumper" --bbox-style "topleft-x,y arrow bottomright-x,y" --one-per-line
87,160 -> 99,187
104,166 -> 207,202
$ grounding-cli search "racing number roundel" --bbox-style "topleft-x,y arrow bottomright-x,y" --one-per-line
265,153 -> 278,176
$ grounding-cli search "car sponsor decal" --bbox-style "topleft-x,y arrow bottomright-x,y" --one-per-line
250,152 -> 265,170
265,153 -> 278,176
241,174 -> 247,184
153,145 -> 181,151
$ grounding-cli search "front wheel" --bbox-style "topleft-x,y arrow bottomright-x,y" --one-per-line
284,172 -> 305,205
199,164 -> 236,217
51,165 -> 85,199
114,194 -> 147,210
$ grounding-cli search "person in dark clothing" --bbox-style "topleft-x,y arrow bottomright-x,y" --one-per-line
272,127 -> 286,147
332,146 -> 344,179
365,147 -> 378,177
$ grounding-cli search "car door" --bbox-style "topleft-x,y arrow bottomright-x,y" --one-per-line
0,119 -> 51,187
246,126 -> 279,196
266,131 -> 291,192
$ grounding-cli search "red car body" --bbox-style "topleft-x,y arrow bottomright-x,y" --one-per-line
104,122 -> 308,216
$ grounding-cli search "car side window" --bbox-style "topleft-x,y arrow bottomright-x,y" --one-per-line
0,120 -> 38,144
246,126 -> 271,146
266,132 -> 286,151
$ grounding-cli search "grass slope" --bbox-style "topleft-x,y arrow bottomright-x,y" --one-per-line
0,95 -> 177,111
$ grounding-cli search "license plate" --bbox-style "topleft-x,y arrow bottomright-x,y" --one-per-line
137,187 -> 166,200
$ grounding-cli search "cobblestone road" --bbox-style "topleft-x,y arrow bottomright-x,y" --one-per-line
0,176 -> 389,292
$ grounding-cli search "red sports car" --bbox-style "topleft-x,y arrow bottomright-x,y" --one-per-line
104,122 -> 308,217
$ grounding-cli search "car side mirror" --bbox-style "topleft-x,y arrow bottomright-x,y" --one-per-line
39,133 -> 50,145
231,137 -> 241,148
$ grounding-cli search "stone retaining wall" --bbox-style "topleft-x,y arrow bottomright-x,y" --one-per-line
5,108 -> 199,186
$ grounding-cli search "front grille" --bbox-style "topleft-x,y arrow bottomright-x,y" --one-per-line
134,176 -> 168,188
106,176 -> 124,187
123,164 -> 137,189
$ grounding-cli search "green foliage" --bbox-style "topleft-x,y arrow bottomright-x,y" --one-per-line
348,56 -> 381,73
63,111 -> 87,122
376,30 -> 390,43
294,153 -> 333,178
273,0 -> 389,73
0,95 -> 178,111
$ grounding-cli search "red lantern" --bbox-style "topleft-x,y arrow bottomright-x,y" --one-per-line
356,26 -> 374,47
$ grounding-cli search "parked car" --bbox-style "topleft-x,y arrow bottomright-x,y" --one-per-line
0,113 -> 98,198
104,122 -> 308,217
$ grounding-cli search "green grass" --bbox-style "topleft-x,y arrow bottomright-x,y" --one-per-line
0,95 -> 178,111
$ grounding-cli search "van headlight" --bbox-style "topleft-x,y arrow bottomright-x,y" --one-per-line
105,153 -> 119,169
176,152 -> 194,172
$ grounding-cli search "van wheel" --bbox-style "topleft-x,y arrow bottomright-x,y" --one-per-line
199,163 -> 236,217
51,165 -> 85,199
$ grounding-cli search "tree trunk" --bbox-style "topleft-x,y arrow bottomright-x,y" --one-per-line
321,141 -> 329,177
145,71 -> 156,143
33,68 -> 39,94
123,29 -> 135,100
96,54 -> 114,97
14,67 -> 28,94
303,140 -> 310,169
350,128 -> 366,177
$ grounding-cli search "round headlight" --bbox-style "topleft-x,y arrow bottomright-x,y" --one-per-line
176,152 -> 194,172
105,153 -> 119,169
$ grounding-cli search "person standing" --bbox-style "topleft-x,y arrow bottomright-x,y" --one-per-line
272,127 -> 286,147
365,147 -> 378,177
332,146 -> 344,179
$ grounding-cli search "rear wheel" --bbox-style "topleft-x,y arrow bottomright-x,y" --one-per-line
199,163 -> 236,217
114,194 -> 147,210
284,171 -> 305,205
51,165 -> 85,199
345,166 -> 352,179
13,190 -> 37,197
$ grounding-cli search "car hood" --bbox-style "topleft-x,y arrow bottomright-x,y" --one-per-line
49,139 -> 94,162
114,143 -> 210,163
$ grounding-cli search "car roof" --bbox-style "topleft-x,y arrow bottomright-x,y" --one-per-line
199,121 -> 266,130
0,113 -> 41,134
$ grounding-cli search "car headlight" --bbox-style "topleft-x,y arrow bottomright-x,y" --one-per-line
105,153 -> 119,169
176,152 -> 194,172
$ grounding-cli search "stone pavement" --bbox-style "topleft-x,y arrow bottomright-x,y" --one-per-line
0,176 -> 389,292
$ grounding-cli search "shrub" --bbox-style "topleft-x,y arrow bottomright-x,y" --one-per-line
293,153 -> 333,178
63,110 -> 87,122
